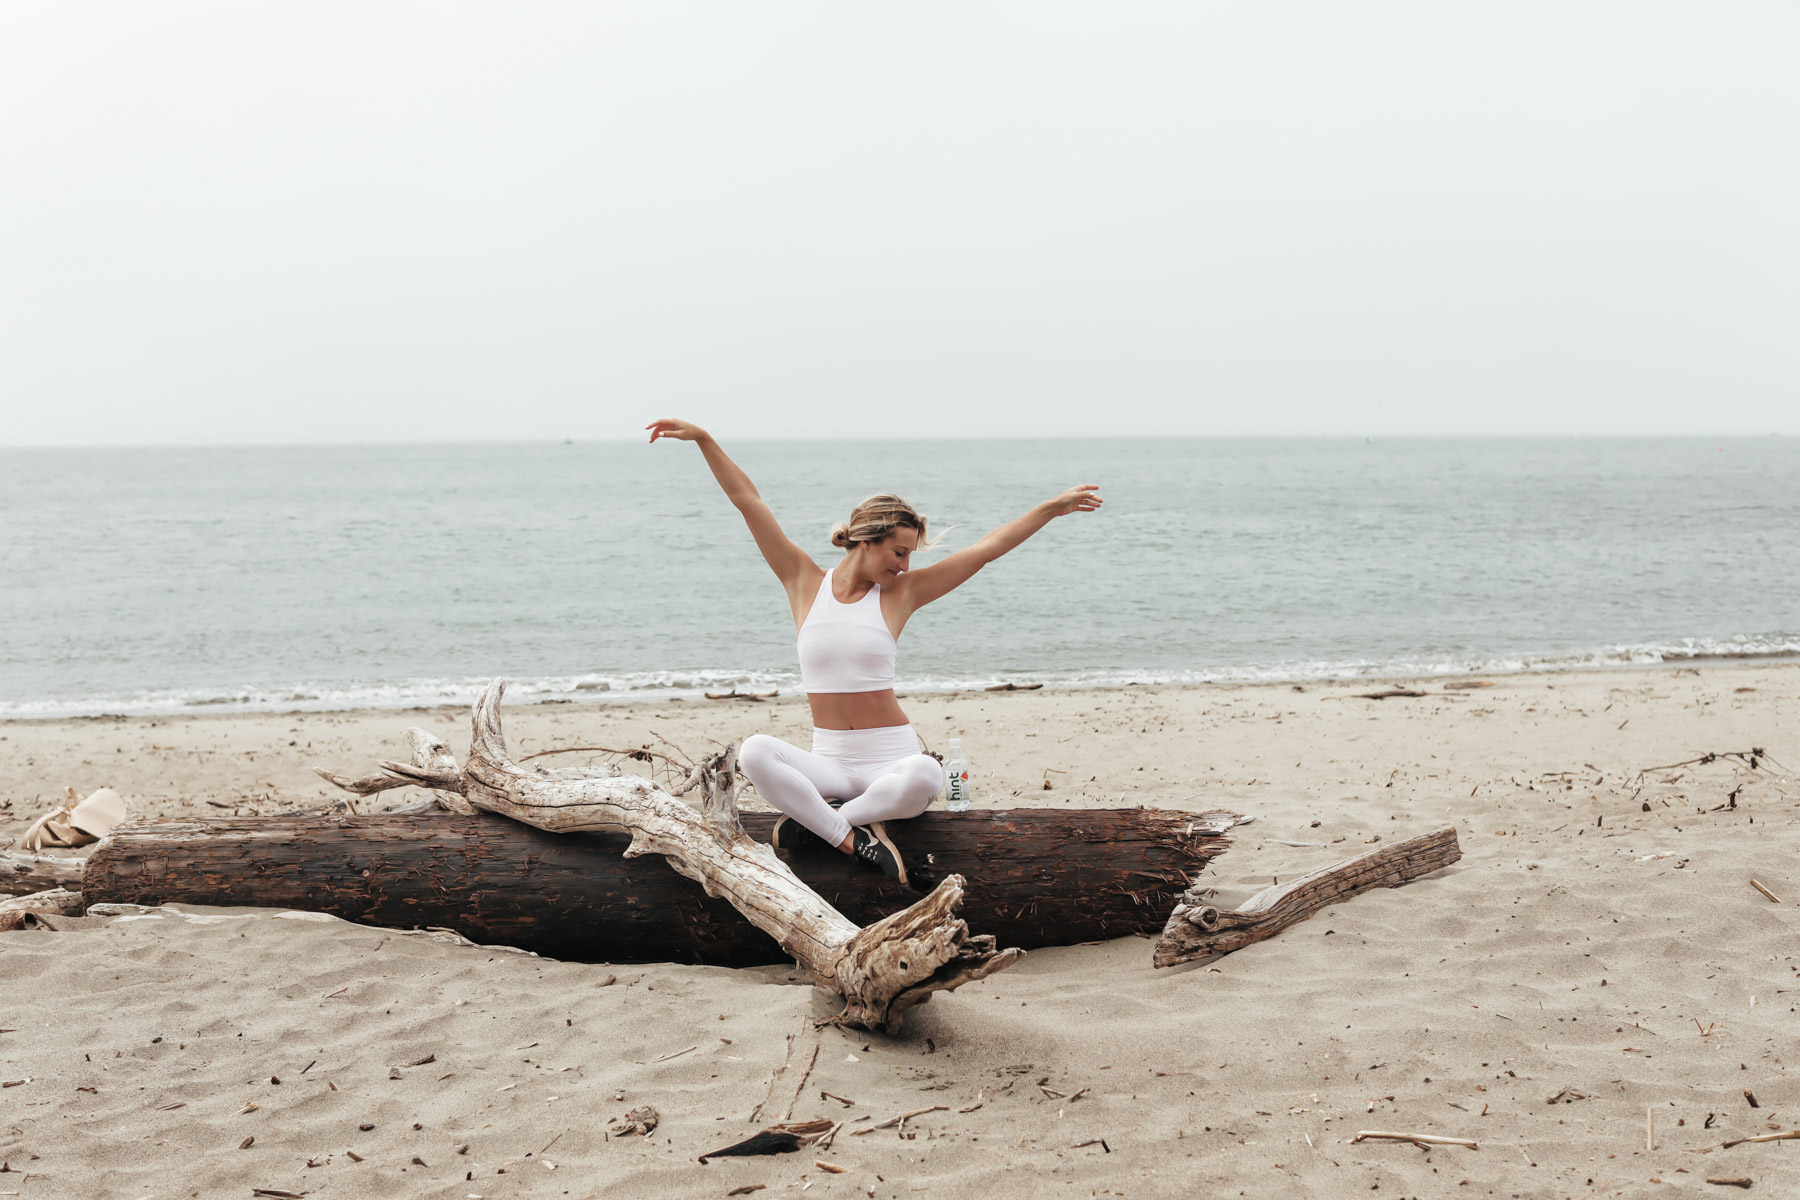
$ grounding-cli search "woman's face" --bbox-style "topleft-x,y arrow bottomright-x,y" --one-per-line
861,527 -> 918,582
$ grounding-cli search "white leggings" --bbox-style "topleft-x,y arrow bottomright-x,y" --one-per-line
738,725 -> 942,848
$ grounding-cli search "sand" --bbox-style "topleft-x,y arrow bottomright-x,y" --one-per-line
2,662 -> 1797,1198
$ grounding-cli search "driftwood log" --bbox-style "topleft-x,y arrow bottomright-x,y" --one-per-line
83,806 -> 1233,966
0,850 -> 86,897
1153,826 -> 1461,967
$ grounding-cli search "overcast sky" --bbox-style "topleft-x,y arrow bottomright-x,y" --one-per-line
2,2 -> 1795,444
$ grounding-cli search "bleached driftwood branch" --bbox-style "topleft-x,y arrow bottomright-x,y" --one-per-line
1153,826 -> 1461,967
0,850 -> 86,897
314,726 -> 478,815
318,679 -> 1021,1031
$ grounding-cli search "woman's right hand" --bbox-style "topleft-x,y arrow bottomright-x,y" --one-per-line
646,418 -> 708,443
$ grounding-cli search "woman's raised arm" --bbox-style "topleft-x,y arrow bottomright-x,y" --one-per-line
647,419 -> 816,592
896,484 -> 1103,614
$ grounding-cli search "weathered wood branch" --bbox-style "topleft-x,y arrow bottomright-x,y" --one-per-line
304,680 -> 1040,1031
1152,826 -> 1461,968
82,806 -> 1230,966
0,850 -> 85,897
460,680 -> 1021,1031
314,726 -> 476,815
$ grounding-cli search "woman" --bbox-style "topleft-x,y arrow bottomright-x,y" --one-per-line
648,418 -> 1102,885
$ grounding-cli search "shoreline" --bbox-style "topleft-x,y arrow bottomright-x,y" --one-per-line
4,650 -> 1797,725
3,659 -> 1790,827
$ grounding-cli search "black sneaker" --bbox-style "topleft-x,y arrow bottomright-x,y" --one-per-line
850,823 -> 908,885
769,815 -> 823,851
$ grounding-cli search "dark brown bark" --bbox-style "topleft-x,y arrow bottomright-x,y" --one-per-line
83,807 -> 1232,967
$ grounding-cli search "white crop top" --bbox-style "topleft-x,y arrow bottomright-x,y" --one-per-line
796,570 -> 898,693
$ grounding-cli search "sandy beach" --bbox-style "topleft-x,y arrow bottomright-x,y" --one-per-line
3,661 -> 1797,1198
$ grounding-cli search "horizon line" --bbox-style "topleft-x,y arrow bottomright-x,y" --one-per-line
0,432 -> 1790,451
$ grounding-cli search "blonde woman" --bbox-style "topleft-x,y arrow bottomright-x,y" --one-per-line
647,418 -> 1102,884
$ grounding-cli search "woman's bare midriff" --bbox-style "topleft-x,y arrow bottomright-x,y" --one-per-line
808,689 -> 909,731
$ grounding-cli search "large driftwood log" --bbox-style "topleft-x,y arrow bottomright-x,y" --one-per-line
309,680 -> 1039,1032
1153,826 -> 1461,967
81,805 -> 1231,965
0,850 -> 86,897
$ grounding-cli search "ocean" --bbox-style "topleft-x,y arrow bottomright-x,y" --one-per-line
2,438 -> 1794,718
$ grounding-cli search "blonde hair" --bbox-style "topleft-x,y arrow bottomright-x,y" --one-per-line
831,494 -> 928,550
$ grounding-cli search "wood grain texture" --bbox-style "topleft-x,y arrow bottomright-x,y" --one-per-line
1152,826 -> 1460,967
0,850 -> 85,897
83,806 -> 1232,968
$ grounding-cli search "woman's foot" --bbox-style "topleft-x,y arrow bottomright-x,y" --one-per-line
769,815 -> 823,851
849,823 -> 908,885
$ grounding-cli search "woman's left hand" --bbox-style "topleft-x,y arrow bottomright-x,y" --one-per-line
1046,484 -> 1104,516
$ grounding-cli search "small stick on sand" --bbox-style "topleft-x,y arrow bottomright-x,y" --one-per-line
1648,1106 -> 1656,1152
1705,1179 -> 1752,1189
779,1041 -> 820,1124
896,1105 -> 947,1134
750,1028 -> 796,1125
820,1091 -> 855,1108
852,1105 -> 949,1135
1750,879 -> 1781,904
815,1160 -> 847,1173
1351,1131 -> 1478,1150
1721,1130 -> 1800,1148
748,1029 -> 820,1129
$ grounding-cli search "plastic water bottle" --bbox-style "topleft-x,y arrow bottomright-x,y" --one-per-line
944,739 -> 971,812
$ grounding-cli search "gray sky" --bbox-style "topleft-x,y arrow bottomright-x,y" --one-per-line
3,2 -> 1795,444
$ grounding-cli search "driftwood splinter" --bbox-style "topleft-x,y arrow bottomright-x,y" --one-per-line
1351,1130 -> 1478,1149
1153,826 -> 1461,967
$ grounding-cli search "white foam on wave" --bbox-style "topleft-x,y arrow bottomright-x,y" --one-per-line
0,668 -> 794,720
2,633 -> 1794,719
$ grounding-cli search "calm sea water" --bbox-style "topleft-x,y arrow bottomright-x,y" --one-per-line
2,439 -> 1794,717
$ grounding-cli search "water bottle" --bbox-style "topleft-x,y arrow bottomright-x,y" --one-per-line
944,739 -> 971,812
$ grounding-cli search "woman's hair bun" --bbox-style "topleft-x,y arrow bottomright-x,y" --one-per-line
832,495 -> 927,550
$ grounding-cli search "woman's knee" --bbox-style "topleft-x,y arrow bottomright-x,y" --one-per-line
900,755 -> 945,805
737,734 -> 784,781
